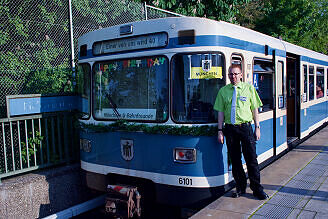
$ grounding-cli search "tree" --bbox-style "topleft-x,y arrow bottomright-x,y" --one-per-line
236,0 -> 328,54
0,0 -> 73,117
235,0 -> 267,29
72,0 -> 146,29
136,0 -> 250,22
298,0 -> 328,54
0,0 -> 170,118
0,0 -> 71,94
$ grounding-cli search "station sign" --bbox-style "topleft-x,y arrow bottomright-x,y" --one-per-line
6,94 -> 78,117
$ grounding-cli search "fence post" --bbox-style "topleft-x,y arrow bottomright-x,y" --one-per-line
144,2 -> 148,20
68,0 -> 76,87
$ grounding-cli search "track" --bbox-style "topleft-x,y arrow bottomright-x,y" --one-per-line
44,194 -> 193,219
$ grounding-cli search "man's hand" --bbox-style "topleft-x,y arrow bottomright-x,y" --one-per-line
252,109 -> 261,141
218,112 -> 225,144
254,127 -> 261,141
218,130 -> 224,144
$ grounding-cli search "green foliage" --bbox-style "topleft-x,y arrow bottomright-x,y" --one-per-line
237,0 -> 328,54
79,120 -> 218,136
235,0 -> 266,29
0,0 -> 72,97
136,0 -> 249,22
72,0 -> 144,25
21,131 -> 44,164
297,0 -> 328,54
0,0 -> 150,102
253,0 -> 312,41
23,67 -> 73,94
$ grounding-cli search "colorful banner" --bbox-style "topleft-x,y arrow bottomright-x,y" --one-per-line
97,57 -> 166,73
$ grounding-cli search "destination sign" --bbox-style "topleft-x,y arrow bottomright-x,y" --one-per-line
93,32 -> 168,55
96,108 -> 156,121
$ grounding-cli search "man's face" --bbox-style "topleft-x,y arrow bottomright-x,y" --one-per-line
228,67 -> 242,85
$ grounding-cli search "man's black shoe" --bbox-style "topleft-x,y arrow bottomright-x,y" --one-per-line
231,189 -> 246,198
253,190 -> 269,200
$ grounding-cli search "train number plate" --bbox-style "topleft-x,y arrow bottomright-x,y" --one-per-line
178,177 -> 193,186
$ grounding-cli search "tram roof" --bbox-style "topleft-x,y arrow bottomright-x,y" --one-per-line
79,17 -> 328,62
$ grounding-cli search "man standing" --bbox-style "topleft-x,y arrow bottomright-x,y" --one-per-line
214,64 -> 268,200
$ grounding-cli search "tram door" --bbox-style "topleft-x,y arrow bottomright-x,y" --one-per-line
286,53 -> 300,143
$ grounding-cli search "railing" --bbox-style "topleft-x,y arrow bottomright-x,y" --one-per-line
0,113 -> 79,183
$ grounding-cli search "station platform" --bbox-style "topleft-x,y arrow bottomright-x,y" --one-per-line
191,125 -> 328,219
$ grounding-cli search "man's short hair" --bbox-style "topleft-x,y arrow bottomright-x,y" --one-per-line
228,64 -> 242,74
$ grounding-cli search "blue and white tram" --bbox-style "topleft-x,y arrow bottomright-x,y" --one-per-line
76,17 -> 328,210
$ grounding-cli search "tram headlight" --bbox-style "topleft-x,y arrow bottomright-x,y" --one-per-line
80,138 -> 92,152
173,148 -> 196,163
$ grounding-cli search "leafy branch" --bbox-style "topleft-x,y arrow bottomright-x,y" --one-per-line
79,120 -> 218,136
21,131 -> 44,164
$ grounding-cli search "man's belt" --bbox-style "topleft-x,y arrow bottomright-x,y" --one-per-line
225,122 -> 251,127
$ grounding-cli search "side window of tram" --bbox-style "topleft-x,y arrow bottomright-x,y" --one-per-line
309,66 -> 314,101
303,65 -> 308,102
316,68 -> 324,99
76,64 -> 91,118
277,61 -> 285,108
253,59 -> 274,112
172,53 -> 225,123
327,68 -> 328,96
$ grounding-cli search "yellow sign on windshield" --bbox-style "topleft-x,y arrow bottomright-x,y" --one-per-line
190,66 -> 222,79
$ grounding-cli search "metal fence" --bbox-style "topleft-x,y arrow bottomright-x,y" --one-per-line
0,0 -> 180,181
0,113 -> 78,182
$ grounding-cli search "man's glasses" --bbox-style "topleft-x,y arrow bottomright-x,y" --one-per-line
228,73 -> 241,76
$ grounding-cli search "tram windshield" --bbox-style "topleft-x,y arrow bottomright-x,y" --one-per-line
172,53 -> 225,123
93,56 -> 169,122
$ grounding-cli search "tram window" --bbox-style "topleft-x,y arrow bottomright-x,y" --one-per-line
316,67 -> 324,98
93,56 -> 169,122
303,65 -> 308,102
327,68 -> 328,96
172,53 -> 225,123
253,59 -> 274,112
231,55 -> 243,67
231,54 -> 244,80
277,61 -> 285,108
76,63 -> 91,119
309,66 -> 314,100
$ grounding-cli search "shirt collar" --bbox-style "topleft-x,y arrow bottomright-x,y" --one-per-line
229,82 -> 243,89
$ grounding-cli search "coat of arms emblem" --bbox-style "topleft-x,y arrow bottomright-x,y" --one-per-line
121,139 -> 134,161
202,59 -> 212,72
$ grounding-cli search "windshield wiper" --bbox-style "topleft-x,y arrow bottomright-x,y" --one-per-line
104,92 -> 121,119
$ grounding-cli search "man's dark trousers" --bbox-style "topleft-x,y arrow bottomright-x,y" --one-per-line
224,123 -> 263,193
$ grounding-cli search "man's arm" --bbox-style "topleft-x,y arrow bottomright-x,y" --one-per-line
252,108 -> 260,141
218,111 -> 224,144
